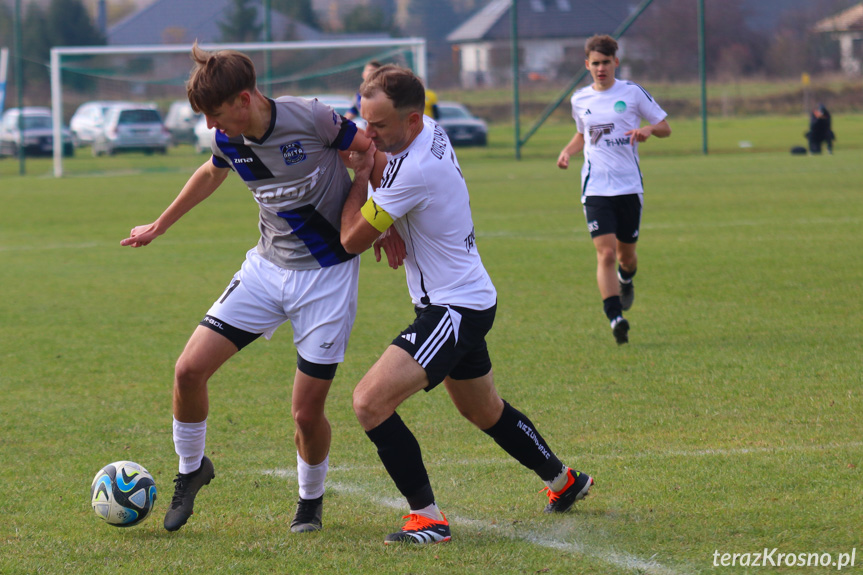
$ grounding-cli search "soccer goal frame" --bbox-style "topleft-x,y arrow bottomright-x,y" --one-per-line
49,38 -> 427,177
1,47 -> 9,113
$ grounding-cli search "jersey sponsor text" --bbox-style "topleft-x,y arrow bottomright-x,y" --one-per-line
431,124 -> 448,160
464,227 -> 476,253
589,123 -> 614,145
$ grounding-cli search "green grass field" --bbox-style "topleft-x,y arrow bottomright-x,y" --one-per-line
1,115 -> 861,574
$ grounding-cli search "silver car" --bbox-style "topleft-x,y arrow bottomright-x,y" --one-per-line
193,114 -> 215,154
0,107 -> 74,157
92,106 -> 171,156
164,100 -> 203,145
69,100 -> 134,147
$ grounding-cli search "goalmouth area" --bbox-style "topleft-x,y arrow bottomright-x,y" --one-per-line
49,38 -> 427,177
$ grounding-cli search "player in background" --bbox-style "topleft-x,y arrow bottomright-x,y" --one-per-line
424,87 -> 440,120
806,103 -> 834,154
345,60 -> 382,121
340,65 -> 593,545
557,34 -> 671,344
121,43 -> 399,534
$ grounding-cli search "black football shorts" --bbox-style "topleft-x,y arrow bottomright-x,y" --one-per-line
391,303 -> 496,391
583,193 -> 643,242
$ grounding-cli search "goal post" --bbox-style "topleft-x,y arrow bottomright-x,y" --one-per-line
49,38 -> 427,177
1,47 -> 8,113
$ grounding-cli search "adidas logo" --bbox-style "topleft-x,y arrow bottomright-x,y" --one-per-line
401,333 -> 416,344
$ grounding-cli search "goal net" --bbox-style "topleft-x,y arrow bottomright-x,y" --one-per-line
49,38 -> 426,177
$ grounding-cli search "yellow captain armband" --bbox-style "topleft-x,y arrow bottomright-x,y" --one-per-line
360,198 -> 394,233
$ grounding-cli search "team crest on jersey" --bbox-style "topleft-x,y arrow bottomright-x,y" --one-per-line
281,141 -> 306,165
614,101 -> 627,113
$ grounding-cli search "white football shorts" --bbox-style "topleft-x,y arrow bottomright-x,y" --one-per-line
205,248 -> 359,364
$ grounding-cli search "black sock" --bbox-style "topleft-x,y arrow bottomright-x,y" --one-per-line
482,401 -> 565,482
603,296 -> 623,321
618,265 -> 637,282
365,412 -> 435,510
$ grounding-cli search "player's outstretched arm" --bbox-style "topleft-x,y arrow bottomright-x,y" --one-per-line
121,160 -> 229,248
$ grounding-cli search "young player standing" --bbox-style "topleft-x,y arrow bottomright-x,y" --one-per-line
557,34 -> 671,344
340,65 -> 593,544
121,44 -> 396,534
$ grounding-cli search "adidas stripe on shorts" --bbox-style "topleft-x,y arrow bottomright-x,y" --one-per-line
391,303 -> 496,390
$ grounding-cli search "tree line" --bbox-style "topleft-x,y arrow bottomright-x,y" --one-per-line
627,0 -> 859,81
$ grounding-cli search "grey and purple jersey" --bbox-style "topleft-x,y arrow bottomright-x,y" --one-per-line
210,96 -> 358,270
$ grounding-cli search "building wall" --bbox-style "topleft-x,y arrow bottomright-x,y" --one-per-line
838,34 -> 863,75
455,37 -> 595,87
456,41 -> 493,88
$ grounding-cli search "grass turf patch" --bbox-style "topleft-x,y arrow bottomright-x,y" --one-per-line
1,117 -> 860,574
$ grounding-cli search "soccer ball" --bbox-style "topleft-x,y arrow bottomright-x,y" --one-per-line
90,461 -> 157,527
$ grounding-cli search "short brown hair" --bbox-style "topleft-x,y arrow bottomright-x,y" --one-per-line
359,65 -> 425,114
585,35 -> 618,58
186,42 -> 257,115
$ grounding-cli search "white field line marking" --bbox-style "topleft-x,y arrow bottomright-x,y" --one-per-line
267,439 -> 861,569
619,441 -> 863,460
264,468 -> 682,575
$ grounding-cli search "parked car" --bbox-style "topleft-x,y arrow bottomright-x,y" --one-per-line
69,100 -> 134,147
0,107 -> 74,157
193,115 -> 215,154
92,106 -> 171,156
164,100 -> 202,145
436,101 -> 488,147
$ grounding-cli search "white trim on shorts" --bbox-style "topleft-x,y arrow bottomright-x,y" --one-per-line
414,310 -> 455,368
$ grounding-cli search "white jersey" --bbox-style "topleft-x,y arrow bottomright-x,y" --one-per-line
571,79 -> 667,201
373,117 -> 496,310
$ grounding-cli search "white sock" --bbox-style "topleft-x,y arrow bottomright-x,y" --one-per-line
411,502 -> 444,522
173,417 -> 207,475
547,466 -> 570,492
297,452 -> 328,500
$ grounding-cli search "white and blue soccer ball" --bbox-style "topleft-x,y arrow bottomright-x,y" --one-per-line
90,461 -> 157,527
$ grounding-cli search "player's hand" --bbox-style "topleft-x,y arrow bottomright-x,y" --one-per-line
373,227 -> 406,270
121,223 -> 161,248
557,150 -> 570,169
349,141 -> 376,178
625,127 -> 652,145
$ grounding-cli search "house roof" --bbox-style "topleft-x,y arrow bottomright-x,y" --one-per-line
814,2 -> 863,33
447,0 -> 636,43
107,0 -> 325,45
